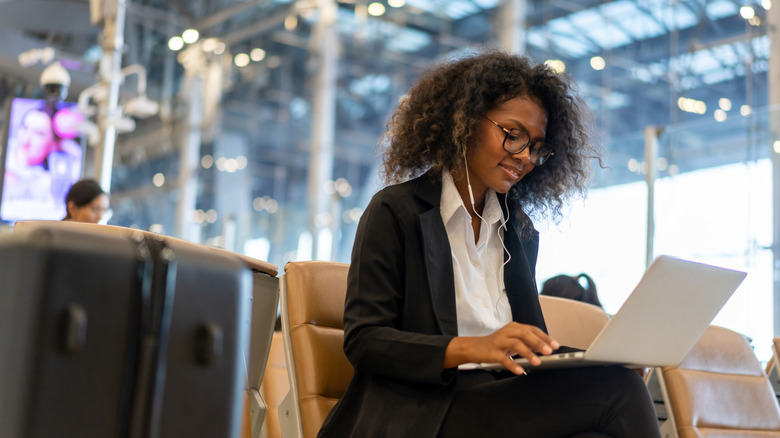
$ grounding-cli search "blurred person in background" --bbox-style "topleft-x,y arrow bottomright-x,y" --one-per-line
541,273 -> 602,308
62,179 -> 109,224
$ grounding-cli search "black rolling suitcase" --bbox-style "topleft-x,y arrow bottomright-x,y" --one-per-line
0,225 -> 251,438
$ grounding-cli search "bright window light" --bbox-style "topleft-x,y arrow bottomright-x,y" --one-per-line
388,0 -> 405,7
740,6 -> 755,18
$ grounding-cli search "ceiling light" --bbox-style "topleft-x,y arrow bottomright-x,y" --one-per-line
234,53 -> 250,67
677,97 -> 706,114
740,6 -> 755,19
590,56 -> 605,70
182,29 -> 199,44
544,59 -> 566,74
250,48 -> 266,62
367,2 -> 386,16
168,36 -> 184,51
285,15 -> 298,31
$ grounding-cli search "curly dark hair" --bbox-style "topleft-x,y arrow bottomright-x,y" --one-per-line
380,49 -> 602,232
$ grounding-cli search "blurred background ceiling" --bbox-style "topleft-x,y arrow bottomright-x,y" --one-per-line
0,0 -> 774,265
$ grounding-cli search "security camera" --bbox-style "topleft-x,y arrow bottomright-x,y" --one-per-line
40,61 -> 71,102
124,95 -> 159,118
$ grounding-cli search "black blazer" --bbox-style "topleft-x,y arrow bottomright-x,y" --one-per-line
318,173 -> 548,438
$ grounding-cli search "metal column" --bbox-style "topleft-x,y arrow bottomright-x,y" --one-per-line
498,0 -> 526,54
91,0 -> 126,193
644,126 -> 660,269
307,0 -> 338,260
768,0 -> 780,336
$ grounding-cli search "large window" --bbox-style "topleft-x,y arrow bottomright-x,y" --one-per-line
537,158 -> 773,361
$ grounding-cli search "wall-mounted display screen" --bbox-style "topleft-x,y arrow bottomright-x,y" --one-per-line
0,97 -> 84,222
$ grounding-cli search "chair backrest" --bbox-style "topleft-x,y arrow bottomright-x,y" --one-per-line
767,338 -> 780,402
260,332 -> 289,438
279,261 -> 353,438
538,295 -> 610,349
658,325 -> 780,438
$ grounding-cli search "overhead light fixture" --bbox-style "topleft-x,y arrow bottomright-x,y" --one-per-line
124,95 -> 159,119
182,29 -> 200,44
250,48 -> 266,62
285,15 -> 298,31
234,53 -> 250,67
367,2 -> 386,16
590,56 -> 606,71
677,97 -> 706,114
168,36 -> 184,51
544,59 -> 566,74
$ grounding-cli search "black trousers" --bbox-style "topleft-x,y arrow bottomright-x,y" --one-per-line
438,366 -> 662,438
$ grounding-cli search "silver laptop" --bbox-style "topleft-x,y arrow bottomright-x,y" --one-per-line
460,255 -> 747,372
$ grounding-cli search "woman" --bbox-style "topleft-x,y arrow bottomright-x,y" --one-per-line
62,179 -> 110,224
319,50 -> 661,438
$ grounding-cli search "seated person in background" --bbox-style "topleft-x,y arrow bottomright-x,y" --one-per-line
541,273 -> 602,308
62,179 -> 110,224
318,50 -> 661,438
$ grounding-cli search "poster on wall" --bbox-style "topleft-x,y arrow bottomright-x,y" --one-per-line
0,97 -> 84,222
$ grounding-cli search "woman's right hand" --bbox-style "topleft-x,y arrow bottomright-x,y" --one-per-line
443,322 -> 560,375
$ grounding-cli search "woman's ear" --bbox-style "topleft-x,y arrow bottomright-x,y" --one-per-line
66,201 -> 76,218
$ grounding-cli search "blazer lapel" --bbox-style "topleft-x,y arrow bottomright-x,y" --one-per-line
500,195 -> 548,332
415,176 -> 458,336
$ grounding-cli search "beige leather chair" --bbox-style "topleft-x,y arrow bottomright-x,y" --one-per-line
14,220 -> 280,437
260,331 -> 289,438
766,338 -> 780,402
538,295 -> 610,349
278,261 -> 353,438
653,325 -> 780,437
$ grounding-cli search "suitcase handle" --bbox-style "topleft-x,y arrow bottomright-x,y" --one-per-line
61,304 -> 88,353
195,323 -> 223,366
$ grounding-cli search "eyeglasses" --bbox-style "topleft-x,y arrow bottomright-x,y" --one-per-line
484,117 -> 554,166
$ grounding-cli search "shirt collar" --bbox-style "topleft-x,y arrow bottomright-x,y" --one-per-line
441,169 -> 504,226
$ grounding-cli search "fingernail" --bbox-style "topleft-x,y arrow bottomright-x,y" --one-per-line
551,340 -> 560,350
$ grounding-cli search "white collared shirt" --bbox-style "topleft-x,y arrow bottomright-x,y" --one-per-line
440,170 -> 512,337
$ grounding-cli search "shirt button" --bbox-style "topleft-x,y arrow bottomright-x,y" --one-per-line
481,301 -> 488,309
472,259 -> 479,268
